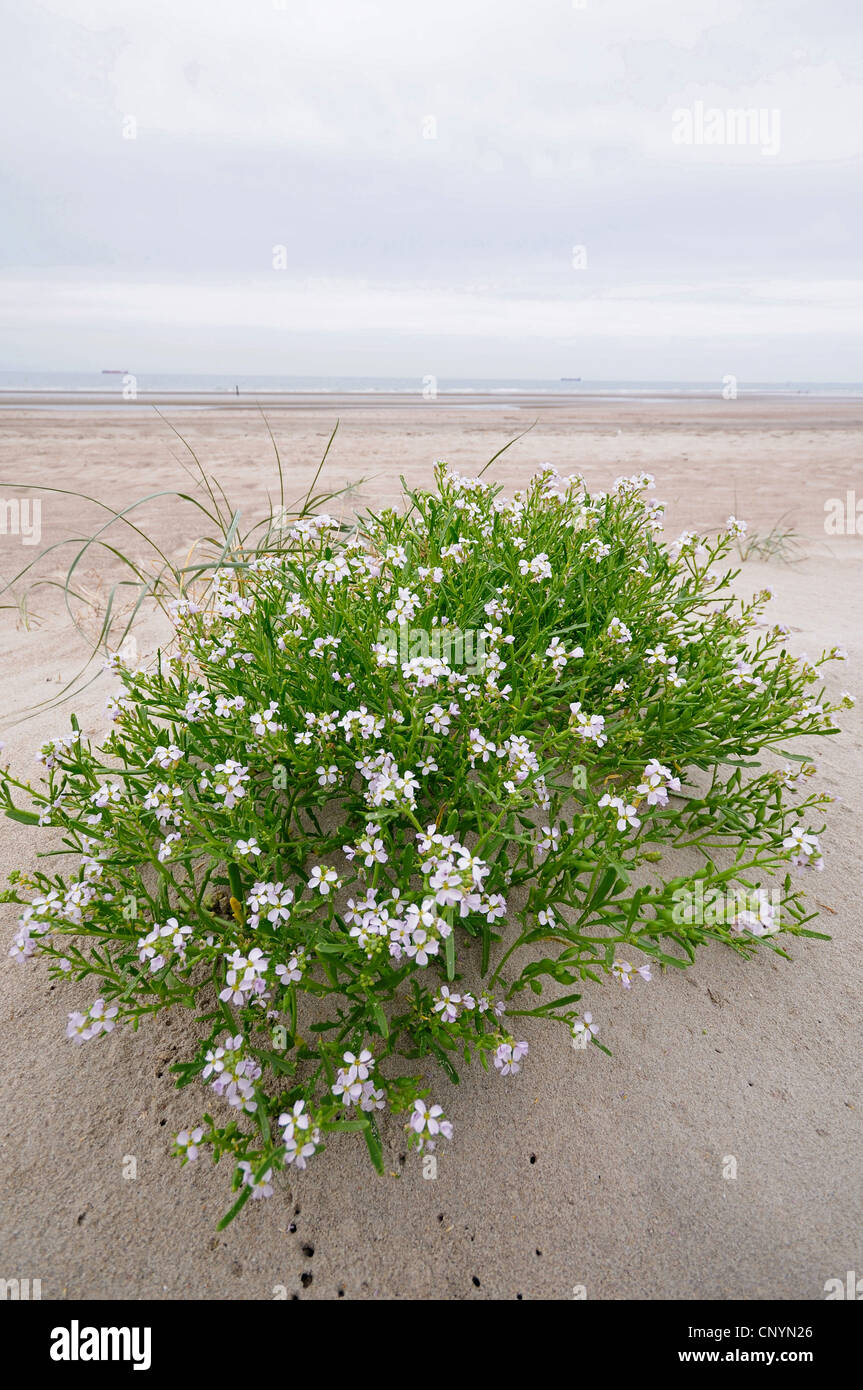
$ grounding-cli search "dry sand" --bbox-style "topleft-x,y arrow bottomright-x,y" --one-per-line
0,398 -> 861,1300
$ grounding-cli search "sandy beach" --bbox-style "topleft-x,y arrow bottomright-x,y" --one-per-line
1,397 -> 861,1301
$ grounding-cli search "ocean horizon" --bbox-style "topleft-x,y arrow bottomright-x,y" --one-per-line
1,370 -> 862,400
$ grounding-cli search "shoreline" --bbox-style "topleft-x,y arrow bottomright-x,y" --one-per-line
3,388 -> 863,411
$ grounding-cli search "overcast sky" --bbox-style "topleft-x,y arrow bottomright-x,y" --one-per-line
1,0 -> 862,380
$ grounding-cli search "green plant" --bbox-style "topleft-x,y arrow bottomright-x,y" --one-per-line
734,513 -> 804,564
1,460 -> 851,1225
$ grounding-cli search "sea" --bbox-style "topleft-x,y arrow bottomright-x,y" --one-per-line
1,372 -> 862,400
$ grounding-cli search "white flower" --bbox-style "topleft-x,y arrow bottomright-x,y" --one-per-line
482,893 -> 507,923
246,882 -> 294,927
202,1044 -> 227,1079
278,1099 -> 311,1139
468,728 -> 498,764
213,760 -> 250,809
433,985 -> 475,1023
372,642 -> 398,668
409,1099 -> 453,1139
308,865 -> 342,895
782,824 -> 823,872
235,837 -> 261,858
518,552 -> 553,582
612,959 -> 652,989
225,1077 -> 258,1113
275,953 -> 304,985
545,636 -> 579,673
214,694 -> 245,717
569,702 -> 607,747
494,1040 -> 528,1076
405,928 -> 438,967
149,743 -> 183,770
284,1134 -> 319,1169
537,825 -> 560,855
598,793 -> 640,831
571,1013 -> 597,1049
250,703 -> 282,737
646,643 -> 671,666
87,997 -> 119,1035
316,764 -> 338,786
360,1082 -> 386,1112
425,703 -> 452,735
332,1050 -> 373,1104
310,634 -> 341,658
607,618 -> 632,644
182,689 -> 211,722
584,536 -> 611,561
219,947 -> 270,1005
9,929 -> 36,963
343,1048 -> 374,1083
387,587 -> 420,624
66,997 -> 118,1043
90,780 -> 123,810
158,832 -> 181,862
352,826 -> 388,867
730,890 -> 780,937
175,1127 -> 204,1161
669,530 -> 708,561
66,1010 -> 91,1044
636,759 -> 681,807
237,1161 -> 273,1199
332,1068 -> 364,1105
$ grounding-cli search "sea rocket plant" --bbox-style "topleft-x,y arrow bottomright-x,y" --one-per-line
0,461 -> 851,1225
